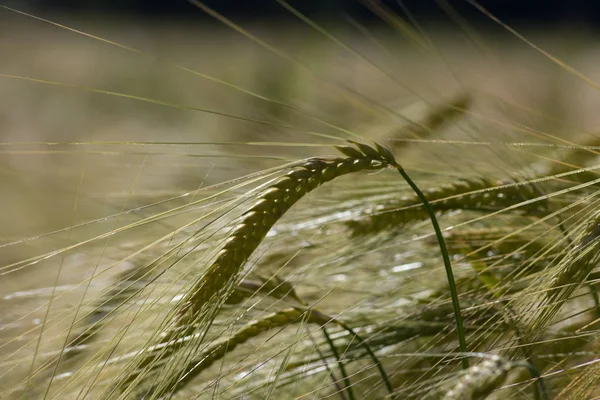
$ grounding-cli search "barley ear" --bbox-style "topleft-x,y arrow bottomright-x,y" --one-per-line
118,141 -> 397,394
348,177 -> 550,236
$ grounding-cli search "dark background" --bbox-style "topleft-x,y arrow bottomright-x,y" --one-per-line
8,0 -> 600,26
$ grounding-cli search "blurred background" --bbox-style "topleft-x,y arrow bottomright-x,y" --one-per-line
5,0 -> 600,25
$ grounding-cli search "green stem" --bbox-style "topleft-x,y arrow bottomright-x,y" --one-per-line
512,361 -> 548,400
334,321 -> 394,394
395,165 -> 469,369
321,327 -> 354,400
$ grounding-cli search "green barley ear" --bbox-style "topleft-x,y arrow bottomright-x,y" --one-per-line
347,177 -> 550,236
368,92 -> 472,153
404,92 -> 472,139
135,308 -> 328,398
115,141 -> 398,394
175,142 -> 396,324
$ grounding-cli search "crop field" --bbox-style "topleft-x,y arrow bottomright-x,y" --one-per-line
1,2 -> 600,399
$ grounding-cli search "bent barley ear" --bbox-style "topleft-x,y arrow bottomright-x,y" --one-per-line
368,92 -> 472,153
347,177 -> 550,236
176,141 -> 396,321
116,141 -> 398,394
137,308 -> 321,398
420,93 -> 472,133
